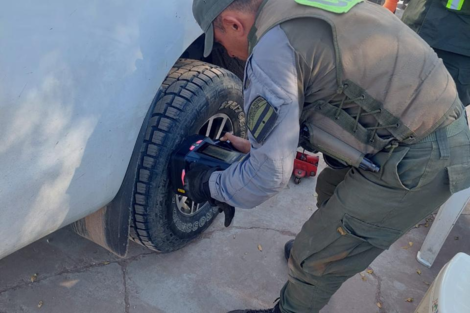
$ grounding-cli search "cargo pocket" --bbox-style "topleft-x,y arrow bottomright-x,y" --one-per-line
341,214 -> 403,250
299,214 -> 403,277
447,163 -> 470,194
394,146 -> 432,190
322,214 -> 404,276
377,146 -> 420,190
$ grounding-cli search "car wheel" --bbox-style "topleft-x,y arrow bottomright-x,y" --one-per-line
130,59 -> 245,252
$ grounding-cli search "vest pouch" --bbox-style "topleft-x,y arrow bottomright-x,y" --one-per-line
304,123 -> 365,168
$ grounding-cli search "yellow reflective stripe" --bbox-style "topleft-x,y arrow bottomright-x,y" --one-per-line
447,0 -> 464,10
295,0 -> 363,13
298,0 -> 357,8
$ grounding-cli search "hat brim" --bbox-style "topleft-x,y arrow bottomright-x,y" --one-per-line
203,23 -> 215,58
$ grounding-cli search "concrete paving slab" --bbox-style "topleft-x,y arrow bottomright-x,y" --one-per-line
0,227 -> 149,292
0,263 -> 125,313
0,158 -> 469,313
370,214 -> 470,313
126,228 -> 291,313
323,274 -> 381,313
227,156 -> 327,235
0,229 -> 80,292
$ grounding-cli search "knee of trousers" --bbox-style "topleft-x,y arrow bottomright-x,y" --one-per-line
290,241 -> 383,281
290,210 -> 401,279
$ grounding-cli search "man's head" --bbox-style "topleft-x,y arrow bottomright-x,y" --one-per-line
192,0 -> 263,61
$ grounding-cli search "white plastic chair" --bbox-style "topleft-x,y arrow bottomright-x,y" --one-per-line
417,188 -> 470,268
414,253 -> 470,313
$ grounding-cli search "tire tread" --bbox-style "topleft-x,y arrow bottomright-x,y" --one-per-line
129,59 -> 241,252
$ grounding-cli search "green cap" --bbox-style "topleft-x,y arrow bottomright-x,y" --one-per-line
193,0 -> 236,57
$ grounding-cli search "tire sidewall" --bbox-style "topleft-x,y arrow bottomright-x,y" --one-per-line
151,72 -> 245,242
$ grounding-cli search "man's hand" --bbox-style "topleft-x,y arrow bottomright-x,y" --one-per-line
220,133 -> 251,154
184,163 -> 236,227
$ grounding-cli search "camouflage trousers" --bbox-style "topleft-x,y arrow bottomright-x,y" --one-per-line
279,114 -> 470,312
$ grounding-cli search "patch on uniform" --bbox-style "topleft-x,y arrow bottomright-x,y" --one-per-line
247,96 -> 278,143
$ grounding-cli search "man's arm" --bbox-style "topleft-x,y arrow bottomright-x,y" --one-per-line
209,25 -> 302,209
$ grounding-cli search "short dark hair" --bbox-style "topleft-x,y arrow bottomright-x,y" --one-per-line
214,0 -> 263,31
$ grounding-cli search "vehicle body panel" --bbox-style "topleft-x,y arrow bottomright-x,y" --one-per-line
0,0 -> 202,259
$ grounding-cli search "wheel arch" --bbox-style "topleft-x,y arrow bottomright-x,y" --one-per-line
72,87 -> 163,257
182,35 -> 246,80
72,35 -> 245,257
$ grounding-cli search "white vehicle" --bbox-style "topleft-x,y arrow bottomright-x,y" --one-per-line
0,1 -> 246,259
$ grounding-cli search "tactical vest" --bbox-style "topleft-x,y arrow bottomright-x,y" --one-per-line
248,0 -> 462,168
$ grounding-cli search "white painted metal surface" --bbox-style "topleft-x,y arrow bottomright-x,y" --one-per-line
417,188 -> 470,267
0,0 -> 202,259
414,253 -> 470,313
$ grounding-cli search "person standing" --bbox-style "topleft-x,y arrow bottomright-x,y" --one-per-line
188,0 -> 470,312
401,0 -> 470,106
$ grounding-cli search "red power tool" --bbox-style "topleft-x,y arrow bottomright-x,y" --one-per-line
293,151 -> 319,184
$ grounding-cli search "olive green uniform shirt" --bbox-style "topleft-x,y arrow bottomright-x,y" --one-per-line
209,20 -> 338,208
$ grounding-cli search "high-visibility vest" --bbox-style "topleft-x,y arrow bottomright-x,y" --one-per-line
442,0 -> 470,14
294,0 -> 363,13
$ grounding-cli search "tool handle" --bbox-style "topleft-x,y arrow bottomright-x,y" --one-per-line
359,158 -> 381,173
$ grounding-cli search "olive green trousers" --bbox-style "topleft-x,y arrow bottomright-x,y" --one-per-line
279,116 -> 470,312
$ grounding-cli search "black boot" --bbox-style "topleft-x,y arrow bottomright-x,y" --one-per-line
284,239 -> 294,261
228,303 -> 281,313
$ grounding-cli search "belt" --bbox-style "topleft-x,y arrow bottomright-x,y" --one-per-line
419,113 -> 468,143
415,113 -> 468,160
380,113 -> 467,172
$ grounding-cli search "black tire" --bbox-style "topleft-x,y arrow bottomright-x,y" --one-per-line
130,59 -> 246,253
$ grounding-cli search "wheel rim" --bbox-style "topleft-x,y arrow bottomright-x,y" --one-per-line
176,113 -> 234,216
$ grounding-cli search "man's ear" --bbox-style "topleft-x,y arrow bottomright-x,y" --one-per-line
221,15 -> 246,37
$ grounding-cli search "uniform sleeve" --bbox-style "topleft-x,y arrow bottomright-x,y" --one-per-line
208,26 -> 302,209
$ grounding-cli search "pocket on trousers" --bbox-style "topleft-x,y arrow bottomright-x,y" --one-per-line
447,163 -> 470,194
299,214 -> 403,277
393,147 -> 431,191
342,214 -> 403,250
